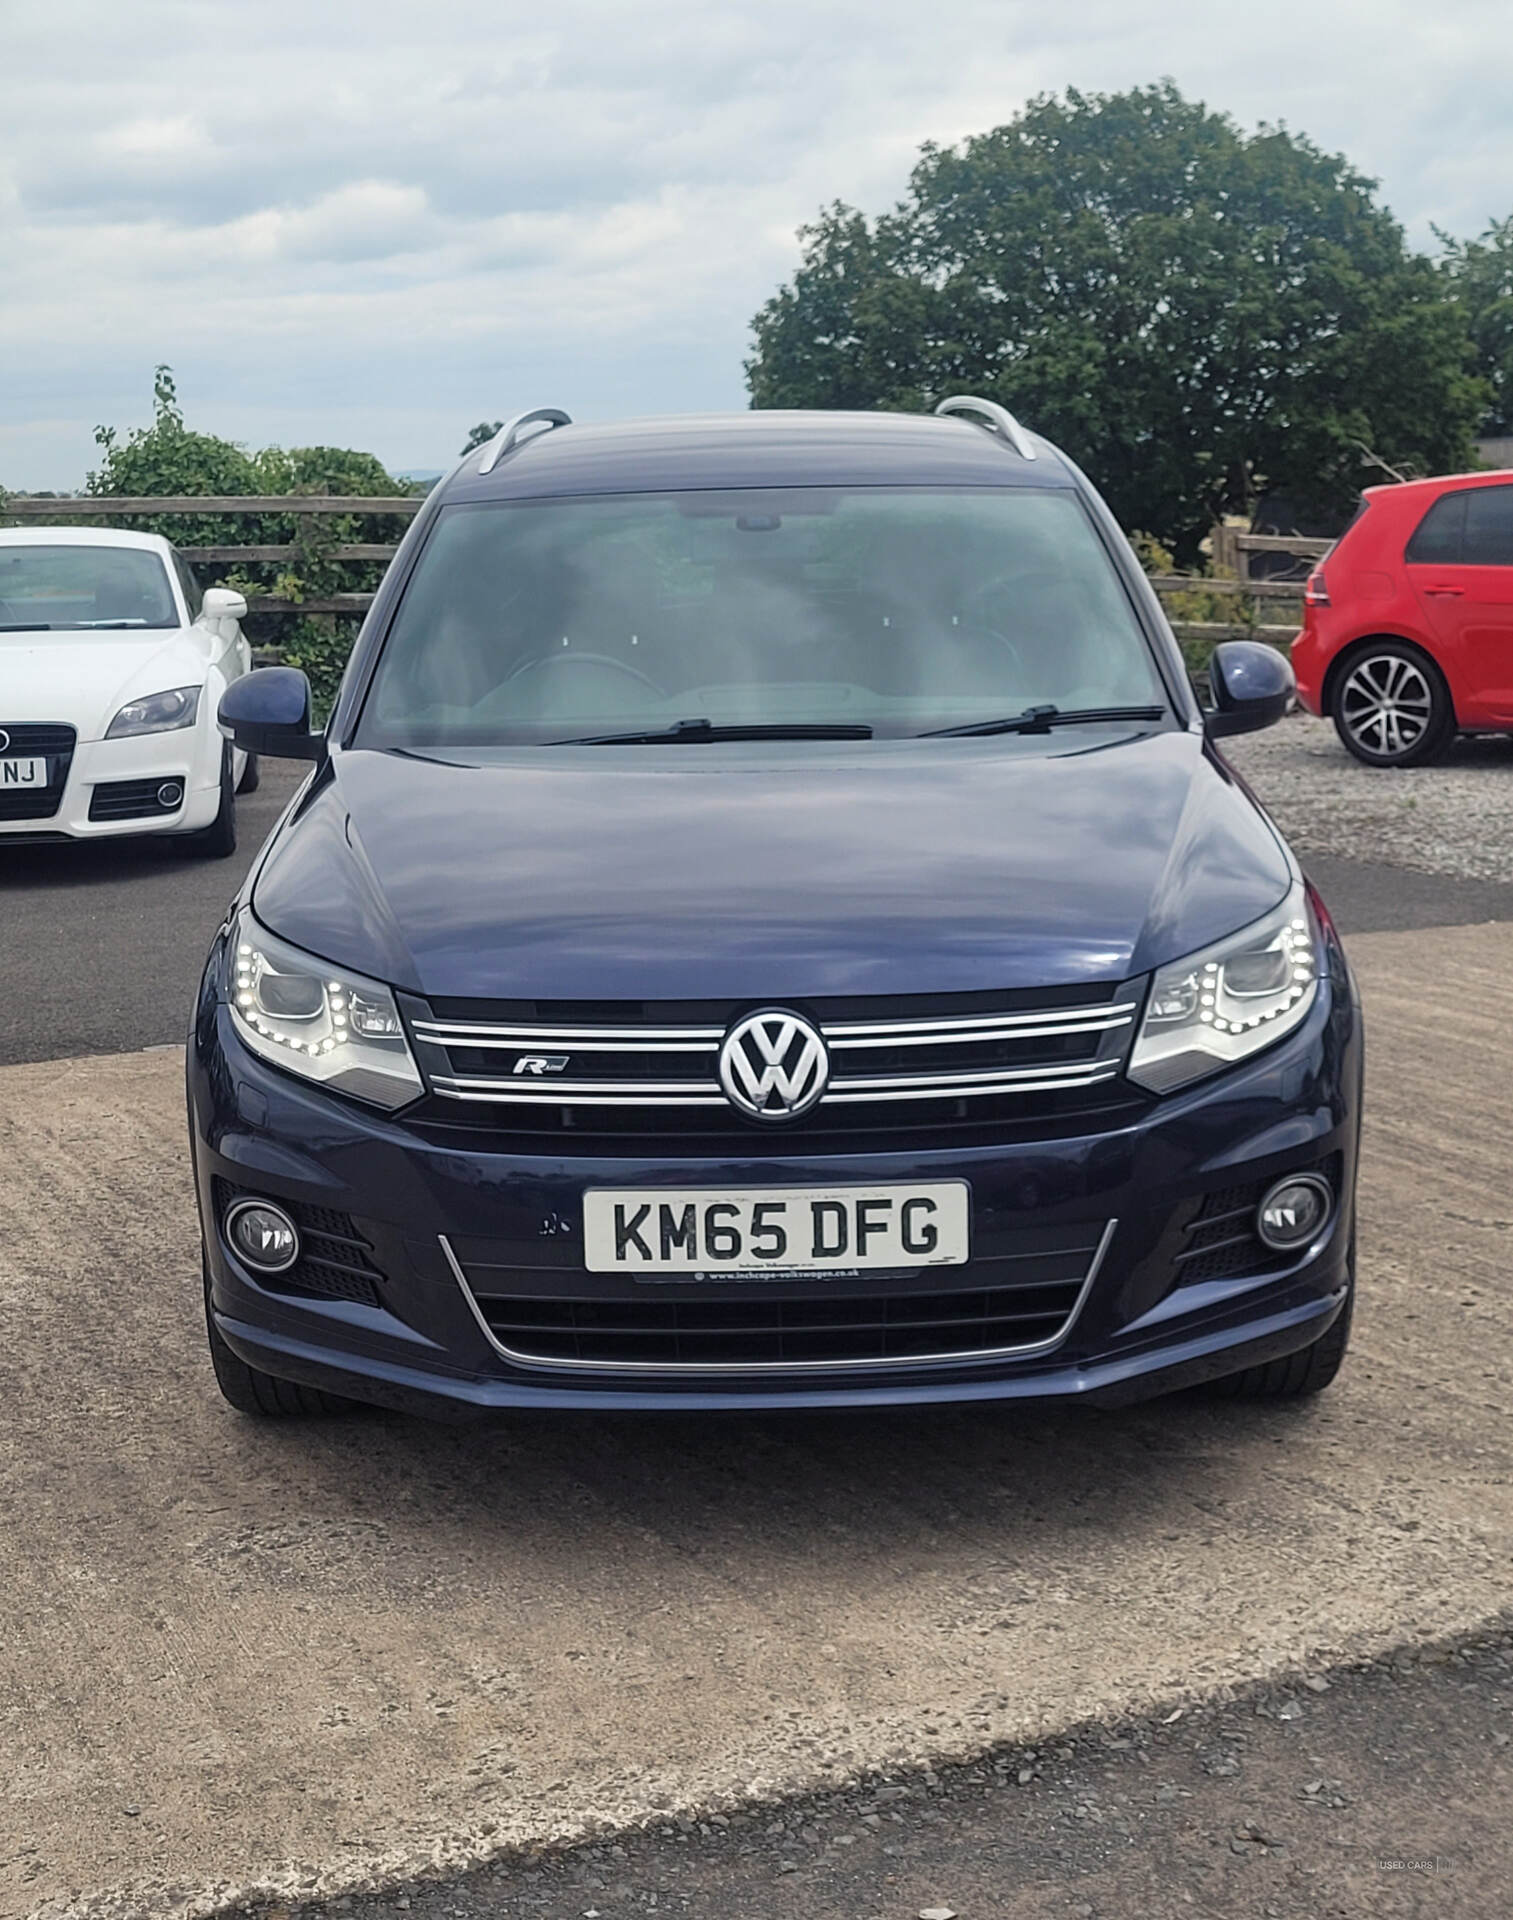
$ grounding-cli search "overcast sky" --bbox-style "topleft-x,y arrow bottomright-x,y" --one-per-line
2,0 -> 1510,489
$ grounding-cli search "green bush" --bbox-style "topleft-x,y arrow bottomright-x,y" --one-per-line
85,368 -> 420,712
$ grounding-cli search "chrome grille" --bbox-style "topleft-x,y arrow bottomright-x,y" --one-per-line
411,991 -> 1137,1116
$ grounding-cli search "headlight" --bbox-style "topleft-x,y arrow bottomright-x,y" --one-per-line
106,685 -> 202,738
227,909 -> 423,1110
1128,883 -> 1320,1093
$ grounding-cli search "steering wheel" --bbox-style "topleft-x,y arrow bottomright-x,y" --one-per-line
954,571 -> 1078,667
507,651 -> 666,697
942,605 -> 1026,677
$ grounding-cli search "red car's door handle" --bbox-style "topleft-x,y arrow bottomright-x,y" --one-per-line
1424,585 -> 1465,597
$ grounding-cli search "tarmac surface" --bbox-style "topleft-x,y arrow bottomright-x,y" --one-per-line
337,1626 -> 1513,1920
2,726 -> 1511,1917
0,763 -> 302,1068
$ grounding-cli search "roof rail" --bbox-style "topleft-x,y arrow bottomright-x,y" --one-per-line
476,407 -> 573,475
934,395 -> 1036,462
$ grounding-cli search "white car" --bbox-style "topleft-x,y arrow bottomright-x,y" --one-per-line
0,526 -> 254,855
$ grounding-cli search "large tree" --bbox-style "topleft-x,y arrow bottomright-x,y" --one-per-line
1441,216 -> 1513,437
747,84 -> 1483,562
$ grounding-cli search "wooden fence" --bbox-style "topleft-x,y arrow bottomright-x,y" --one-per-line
1,494 -> 422,613
1210,523 -> 1331,581
1,495 -> 1323,644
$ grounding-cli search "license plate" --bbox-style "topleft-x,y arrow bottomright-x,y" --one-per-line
0,757 -> 46,789
583,1182 -> 970,1277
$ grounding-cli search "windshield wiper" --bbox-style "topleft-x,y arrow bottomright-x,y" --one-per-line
0,620 -> 154,633
550,718 -> 874,745
920,704 -> 1166,739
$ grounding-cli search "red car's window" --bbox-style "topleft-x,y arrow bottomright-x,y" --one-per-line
1463,486 -> 1513,565
1405,491 -> 1466,565
1405,483 -> 1513,567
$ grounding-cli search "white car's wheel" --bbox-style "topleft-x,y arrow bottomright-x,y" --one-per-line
182,745 -> 237,858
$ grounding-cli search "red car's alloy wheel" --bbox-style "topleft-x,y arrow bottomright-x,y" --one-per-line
1332,644 -> 1453,767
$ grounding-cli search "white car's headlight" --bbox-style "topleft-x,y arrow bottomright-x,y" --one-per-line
106,685 -> 202,738
228,910 -> 422,1110
1128,883 -> 1320,1093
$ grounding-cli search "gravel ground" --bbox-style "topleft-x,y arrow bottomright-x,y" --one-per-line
312,1622 -> 1513,1920
1224,712 -> 1513,883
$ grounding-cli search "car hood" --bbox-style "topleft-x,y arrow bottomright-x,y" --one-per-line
251,731 -> 1293,1002
0,629 -> 203,740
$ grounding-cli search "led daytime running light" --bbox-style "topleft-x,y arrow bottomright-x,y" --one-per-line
227,913 -> 422,1109
1129,885 -> 1322,1094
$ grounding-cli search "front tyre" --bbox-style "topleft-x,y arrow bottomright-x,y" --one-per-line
183,744 -> 238,858
235,751 -> 260,794
1210,1283 -> 1353,1400
202,1257 -> 355,1416
1331,641 -> 1454,766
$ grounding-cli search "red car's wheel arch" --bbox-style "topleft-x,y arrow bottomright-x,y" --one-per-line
1320,631 -> 1458,727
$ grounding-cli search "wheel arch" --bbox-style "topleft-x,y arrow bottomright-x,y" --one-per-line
1321,633 -> 1457,726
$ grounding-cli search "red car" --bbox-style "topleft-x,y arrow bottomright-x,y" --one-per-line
1291,469 -> 1513,765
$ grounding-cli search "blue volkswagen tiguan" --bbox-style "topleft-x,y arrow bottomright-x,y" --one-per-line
191,400 -> 1361,1420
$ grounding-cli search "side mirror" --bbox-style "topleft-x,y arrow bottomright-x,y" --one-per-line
218,666 -> 324,761
201,587 -> 248,624
1205,641 -> 1295,739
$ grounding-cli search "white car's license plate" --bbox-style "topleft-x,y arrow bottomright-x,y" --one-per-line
583,1182 -> 970,1277
0,757 -> 47,789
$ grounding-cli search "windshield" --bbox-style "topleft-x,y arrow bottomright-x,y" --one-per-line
0,545 -> 179,632
360,488 -> 1165,747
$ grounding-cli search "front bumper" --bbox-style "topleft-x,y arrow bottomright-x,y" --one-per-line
0,726 -> 222,841
189,935 -> 1363,1418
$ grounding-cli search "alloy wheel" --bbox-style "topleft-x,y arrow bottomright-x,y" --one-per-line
1337,652 -> 1435,760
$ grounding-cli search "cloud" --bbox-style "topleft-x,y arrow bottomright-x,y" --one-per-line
100,114 -> 214,162
237,182 -> 439,264
2,0 -> 1512,486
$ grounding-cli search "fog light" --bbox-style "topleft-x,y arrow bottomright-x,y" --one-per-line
225,1198 -> 300,1273
1256,1174 -> 1332,1252
157,781 -> 183,808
